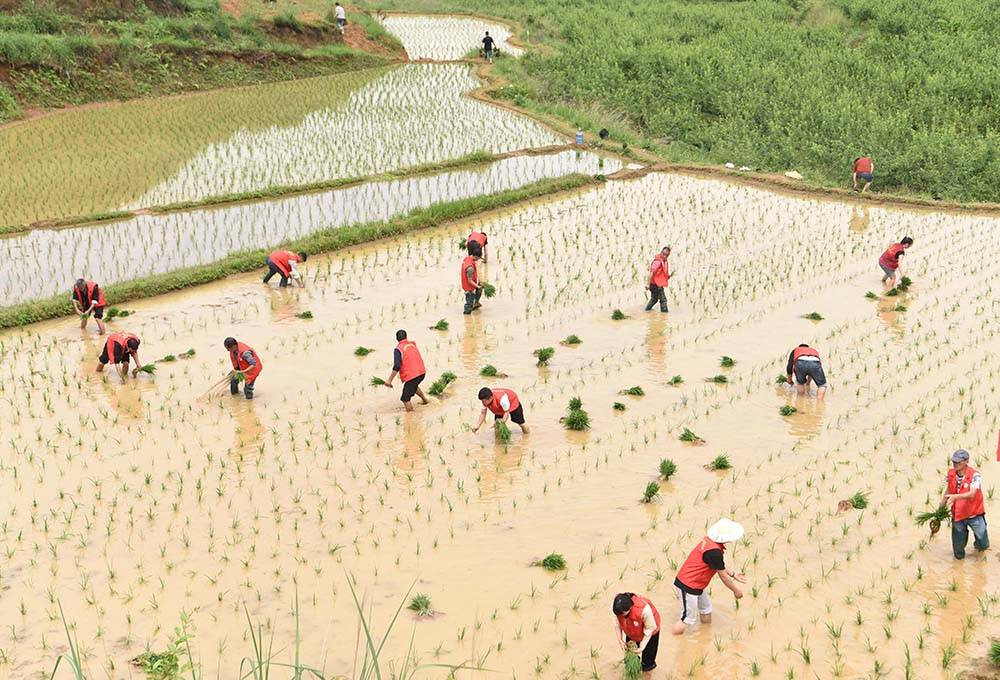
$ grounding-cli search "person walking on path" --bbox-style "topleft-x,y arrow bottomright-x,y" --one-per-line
644,246 -> 670,312
482,31 -> 495,63
941,449 -> 989,560
472,387 -> 530,434
225,337 -> 262,400
334,2 -> 346,33
878,237 -> 912,285
96,332 -> 141,378
383,330 -> 430,411
612,593 -> 661,673
672,519 -> 747,635
72,278 -> 107,334
467,230 -> 489,263
853,156 -> 874,193
461,242 -> 484,314
785,343 -> 827,399
264,250 -> 307,288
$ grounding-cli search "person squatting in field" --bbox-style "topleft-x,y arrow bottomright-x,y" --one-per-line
644,246 -> 670,312
225,337 -> 262,400
96,332 -> 141,378
878,237 -> 912,285
613,592 -> 661,672
786,343 -> 827,399
461,241 -> 484,314
853,156 -> 874,193
941,449 -> 990,560
672,519 -> 747,635
472,387 -> 530,434
383,329 -> 430,412
72,278 -> 106,334
263,250 -> 307,288
467,229 -> 489,263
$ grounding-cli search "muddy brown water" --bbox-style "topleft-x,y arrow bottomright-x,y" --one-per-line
2,170 -> 999,679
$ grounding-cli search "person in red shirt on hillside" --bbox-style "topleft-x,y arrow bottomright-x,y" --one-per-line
71,278 -> 107,334
878,236 -> 913,285
785,343 -> 827,399
263,250 -> 307,288
612,592 -> 661,672
940,449 -> 989,560
96,332 -> 141,378
644,246 -> 671,312
672,519 -> 747,635
225,337 -> 262,400
472,386 -> 529,435
461,242 -> 484,314
467,230 -> 489,263
853,156 -> 874,193
382,329 -> 430,411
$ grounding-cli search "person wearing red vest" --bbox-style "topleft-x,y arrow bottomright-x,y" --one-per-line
263,250 -> 307,288
96,332 -> 141,378
672,519 -> 746,635
853,156 -> 874,193
644,246 -> 671,313
612,593 -> 661,672
785,344 -> 827,399
878,236 -> 912,285
941,449 -> 989,560
467,231 -> 489,263
224,337 -> 262,399
383,330 -> 429,411
72,278 -> 107,334
462,242 -> 484,314
472,386 -> 529,434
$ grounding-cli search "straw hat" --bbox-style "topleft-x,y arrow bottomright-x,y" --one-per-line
707,519 -> 744,544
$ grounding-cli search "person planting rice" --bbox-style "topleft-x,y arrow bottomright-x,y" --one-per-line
644,246 -> 670,312
263,250 -> 307,288
853,156 -> 874,193
878,237 -> 912,285
382,330 -> 430,412
462,242 -> 484,314
467,230 -> 489,263
472,387 -> 529,434
224,337 -> 262,400
96,332 -> 141,377
940,449 -> 989,560
72,278 -> 106,334
785,343 -> 827,399
482,31 -> 495,63
672,519 -> 746,635
612,592 -> 661,673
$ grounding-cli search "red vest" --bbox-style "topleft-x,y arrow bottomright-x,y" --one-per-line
791,346 -> 820,365
676,536 -> 725,591
74,280 -> 105,308
230,341 -> 263,382
396,340 -> 426,382
269,250 -> 298,277
105,332 -> 138,364
461,255 -> 479,292
487,388 -> 520,416
854,157 -> 873,174
467,231 -> 487,248
616,595 -> 661,643
879,243 -> 905,270
947,467 -> 986,521
649,253 -> 669,287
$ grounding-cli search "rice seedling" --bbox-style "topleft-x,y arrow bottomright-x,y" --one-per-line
779,405 -> 797,416
534,347 -> 555,365
776,374 -> 790,384
624,645 -> 642,679
482,283 -> 496,298
295,311 -> 314,319
803,312 -> 824,321
679,428 -> 703,443
139,364 -> 157,374
720,356 -> 736,367
620,386 -> 645,396
563,408 -> 591,431
159,354 -> 177,362
849,491 -> 869,510
884,288 -> 899,297
179,348 -> 195,358
431,319 -> 449,331
569,397 -> 583,410
611,309 -> 627,320
897,276 -> 913,291
562,334 -> 582,345
893,304 -> 907,312
355,346 -> 374,356
533,553 -> 567,571
659,459 -> 677,480
668,375 -> 684,385
708,374 -> 728,384
707,454 -> 732,471
495,420 -> 512,444
642,482 -> 660,503
915,506 -> 950,536
480,364 -> 501,377
408,593 -> 433,617
989,639 -> 1000,667
865,291 -> 879,299
613,402 -> 626,411
370,376 -> 387,386
427,371 -> 457,397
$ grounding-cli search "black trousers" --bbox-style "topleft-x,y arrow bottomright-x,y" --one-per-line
645,285 -> 668,311
263,258 -> 289,287
641,632 -> 659,671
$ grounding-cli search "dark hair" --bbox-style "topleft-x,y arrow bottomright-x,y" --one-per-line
75,278 -> 86,288
297,252 -> 308,261
396,329 -> 407,341
900,237 -> 913,246
126,338 -> 140,350
798,343 -> 809,347
224,337 -> 237,349
478,387 -> 493,400
612,593 -> 634,616
467,242 -> 483,257
662,245 -> 671,252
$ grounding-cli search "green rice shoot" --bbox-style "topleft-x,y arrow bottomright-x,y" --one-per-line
679,427 -> 702,442
370,376 -> 386,386
720,356 -> 736,367
668,375 -> 684,385
849,491 -> 869,510
480,364 -> 498,377
613,402 -> 626,411
709,454 -> 732,470
139,364 -> 157,375
569,397 -> 583,411
988,639 -> 999,667
898,275 -> 913,291
776,374 -> 790,384
624,648 -> 642,679
534,347 -> 555,365
642,481 -> 660,503
495,420 -> 512,444
482,283 -> 497,298
407,593 -> 432,617
179,348 -> 196,359
659,458 -> 677,479
536,553 -> 566,571
354,346 -> 374,356
563,334 -> 582,345
159,355 -> 176,362
865,291 -> 879,299
563,408 -> 591,431
893,304 -> 908,312
708,374 -> 728,384
915,506 -> 950,525
804,312 -> 824,321
611,309 -> 627,320
779,405 -> 797,416
884,287 -> 899,297
295,311 -> 313,319
432,319 -> 449,331
621,386 -> 644,396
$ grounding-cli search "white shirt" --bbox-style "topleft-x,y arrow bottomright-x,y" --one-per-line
950,470 -> 982,491
498,393 -> 511,412
335,5 -> 346,19
289,260 -> 301,280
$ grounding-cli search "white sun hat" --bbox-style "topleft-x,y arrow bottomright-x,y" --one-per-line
707,519 -> 744,544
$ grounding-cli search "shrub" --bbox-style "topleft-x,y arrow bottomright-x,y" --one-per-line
273,8 -> 303,32
0,83 -> 21,124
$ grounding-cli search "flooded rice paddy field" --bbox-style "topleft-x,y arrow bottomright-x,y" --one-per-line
3,172 -> 999,679
0,150 -> 616,305
381,15 -> 521,61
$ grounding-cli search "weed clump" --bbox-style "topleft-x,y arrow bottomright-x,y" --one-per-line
407,593 -> 433,617
534,553 -> 566,571
659,458 -> 677,480
621,386 -> 645,396
613,402 -> 626,411
707,454 -> 732,470
642,482 -> 660,503
779,405 -> 797,416
354,346 -> 374,356
708,374 -> 728,384
295,310 -> 313,319
534,347 -> 555,365
804,312 -> 824,321
427,371 -> 457,396
611,309 -> 627,320
431,319 -> 449,331
720,356 -> 736,367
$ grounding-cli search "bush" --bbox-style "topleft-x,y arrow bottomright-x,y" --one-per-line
272,8 -> 302,33
0,83 -> 21,124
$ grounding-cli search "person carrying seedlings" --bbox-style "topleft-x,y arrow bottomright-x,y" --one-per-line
671,519 -> 746,635
461,242 -> 484,314
96,332 -> 141,377
853,156 -> 874,193
467,230 -> 489,263
383,330 -> 429,411
940,449 -> 989,560
878,236 -> 912,285
612,592 -> 661,673
785,343 -> 827,399
71,278 -> 107,334
482,31 -> 495,62
263,250 -> 307,288
472,387 -> 529,434
644,246 -> 671,312
224,337 -> 262,400
334,2 -> 346,33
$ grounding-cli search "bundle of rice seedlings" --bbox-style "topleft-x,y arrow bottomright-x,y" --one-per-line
564,409 -> 591,431
179,348 -> 196,359
668,375 -> 684,385
407,594 -> 433,617
893,304 -> 908,312
480,364 -> 498,376
495,420 -> 512,444
534,347 -> 555,365
427,372 -> 457,396
989,640 -> 999,667
848,491 -> 869,509
803,312 -> 824,321
482,283 -> 496,298
457,237 -> 469,250
679,428 -> 702,443
898,276 -> 913,291
159,355 -> 176,363
779,405 -> 797,416
776,374 -> 790,384
659,458 -> 677,480
865,291 -> 879,299
533,553 -> 566,571
370,376 -> 387,386
105,307 -> 121,320
569,397 -> 583,411
707,454 -> 732,470
354,346 -> 374,356
621,386 -> 645,396
708,374 -> 728,384
720,356 -> 736,367
431,319 -> 449,331
139,364 -> 157,375
295,311 -> 314,319
624,647 -> 642,680
884,287 -> 899,297
915,506 -> 950,536
118,310 -> 132,317
642,482 -> 660,503
611,309 -> 627,320
562,334 -> 582,345
613,402 -> 626,411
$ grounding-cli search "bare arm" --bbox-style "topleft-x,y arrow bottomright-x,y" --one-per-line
385,369 -> 399,387
718,570 -> 744,598
471,407 -> 487,432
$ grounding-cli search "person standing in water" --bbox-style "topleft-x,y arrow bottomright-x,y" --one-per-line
612,593 -> 661,673
853,156 -> 874,193
672,519 -> 746,635
482,31 -> 495,62
785,343 -> 827,399
461,242 -> 484,314
96,332 -> 141,378
878,236 -> 913,285
225,337 -> 262,400
472,387 -> 529,434
941,449 -> 989,560
263,250 -> 307,288
383,330 -> 430,411
72,278 -> 107,334
644,246 -> 670,312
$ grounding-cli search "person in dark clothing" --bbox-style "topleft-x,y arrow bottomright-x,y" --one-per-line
785,343 -> 827,399
383,330 -> 429,411
482,32 -> 495,62
612,593 -> 661,672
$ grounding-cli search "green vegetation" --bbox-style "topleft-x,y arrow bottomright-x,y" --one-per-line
407,593 -> 433,617
534,346 -> 555,365
804,312 -> 824,321
668,375 -> 683,385
612,401 -> 626,411
480,364 -> 498,376
893,304 -> 908,312
720,356 -> 736,367
915,506 -> 949,526
989,639 -> 1000,667
495,420 -> 512,444
295,310 -> 313,319
624,647 -> 643,679
179,348 -> 196,358
641,481 -> 660,503
708,454 -> 732,471
885,287 -> 900,296
849,491 -> 869,510
865,291 -> 879,299
679,427 -> 702,443
659,458 -> 677,480
563,396 -> 590,430
431,318 -> 449,331
611,309 -> 627,320
427,371 -> 457,396
482,282 -> 497,298
776,374 -> 791,384
708,374 -> 729,384
0,82 -> 21,124
621,386 -> 644,396
562,334 -> 581,345
535,553 -> 566,571
355,346 -> 374,356
898,276 -> 913,291
370,376 -> 387,386
779,405 -> 797,416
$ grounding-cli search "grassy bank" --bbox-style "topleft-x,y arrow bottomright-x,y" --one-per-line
363,0 -> 1000,203
0,173 -> 593,329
